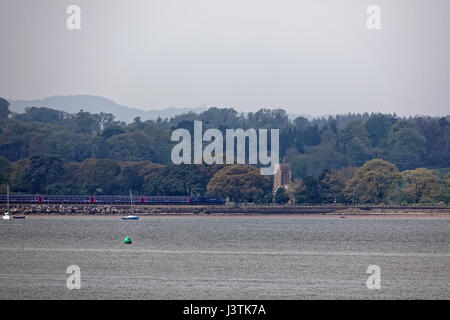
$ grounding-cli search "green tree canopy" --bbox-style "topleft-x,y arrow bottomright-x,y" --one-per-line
294,176 -> 321,204
0,98 -> 11,119
401,168 -> 442,203
318,167 -> 355,203
337,120 -> 372,166
81,159 -> 121,194
207,165 -> 271,203
9,158 -> 30,192
0,156 -> 11,186
364,113 -> 396,147
439,171 -> 450,204
23,155 -> 65,193
143,164 -> 215,196
274,186 -> 290,204
444,171 -> 450,188
386,121 -> 426,170
344,159 -> 401,204
16,107 -> 69,124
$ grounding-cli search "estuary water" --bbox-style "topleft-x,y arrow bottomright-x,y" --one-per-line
0,216 -> 449,299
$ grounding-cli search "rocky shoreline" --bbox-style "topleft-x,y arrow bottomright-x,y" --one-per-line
2,204 -> 450,216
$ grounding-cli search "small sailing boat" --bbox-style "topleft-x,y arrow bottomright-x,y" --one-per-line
122,189 -> 139,220
2,185 -> 25,220
2,185 -> 11,220
122,216 -> 139,220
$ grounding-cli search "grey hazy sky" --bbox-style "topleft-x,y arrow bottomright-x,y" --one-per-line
1,0 -> 449,116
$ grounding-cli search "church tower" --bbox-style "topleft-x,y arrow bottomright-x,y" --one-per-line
273,163 -> 292,193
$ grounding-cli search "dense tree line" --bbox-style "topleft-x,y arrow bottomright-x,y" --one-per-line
1,155 -> 448,204
1,99 -> 449,172
0,98 -> 448,204
2,155 -> 223,197
0,101 -> 172,164
287,159 -> 449,205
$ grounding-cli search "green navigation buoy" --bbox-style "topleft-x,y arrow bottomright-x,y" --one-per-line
124,236 -> 132,244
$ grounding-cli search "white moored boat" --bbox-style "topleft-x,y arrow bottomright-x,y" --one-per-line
122,215 -> 139,220
3,185 -> 11,220
121,189 -> 139,220
2,186 -> 26,220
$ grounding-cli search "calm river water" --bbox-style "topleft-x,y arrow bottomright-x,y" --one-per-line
0,216 -> 449,299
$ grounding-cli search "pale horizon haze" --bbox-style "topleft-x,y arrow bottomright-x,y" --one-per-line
1,0 -> 449,117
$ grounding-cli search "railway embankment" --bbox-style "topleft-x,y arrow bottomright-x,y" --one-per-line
2,204 -> 450,215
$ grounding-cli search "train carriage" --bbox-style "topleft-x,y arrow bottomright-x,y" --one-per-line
92,196 -> 141,204
146,196 -> 190,205
41,196 -> 91,204
0,194 -> 225,205
189,196 -> 226,205
0,195 -> 37,204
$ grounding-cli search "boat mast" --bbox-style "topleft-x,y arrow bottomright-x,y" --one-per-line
130,189 -> 134,215
7,185 -> 9,213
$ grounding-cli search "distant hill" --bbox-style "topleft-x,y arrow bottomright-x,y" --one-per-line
7,95 -> 207,123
